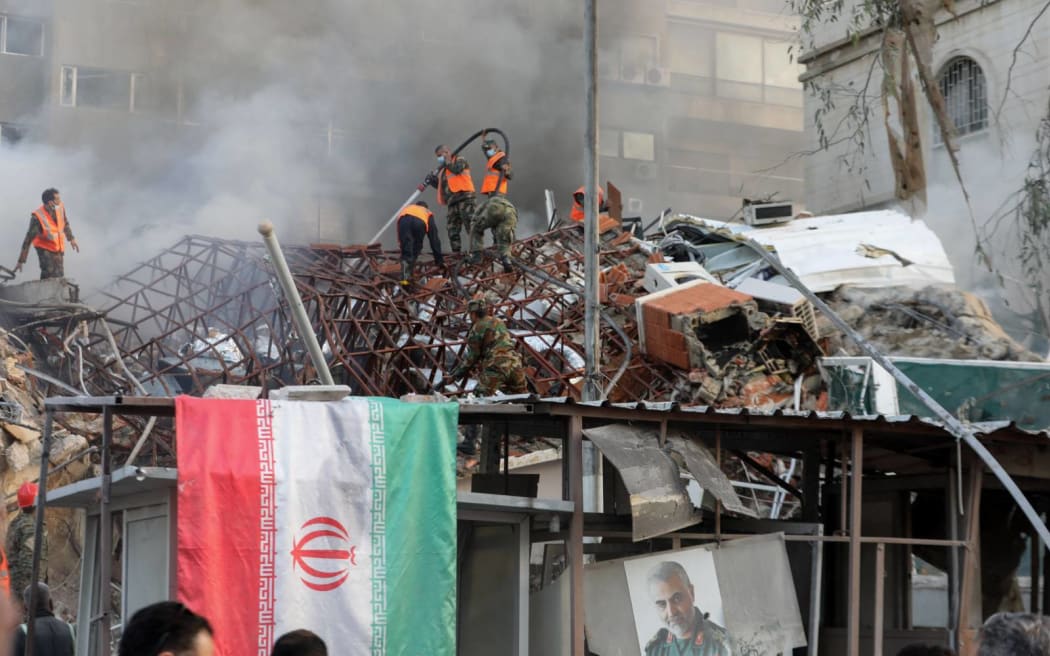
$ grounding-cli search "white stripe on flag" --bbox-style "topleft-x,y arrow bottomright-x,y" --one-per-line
271,400 -> 378,652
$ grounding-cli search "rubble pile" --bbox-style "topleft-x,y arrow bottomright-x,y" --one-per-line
823,285 -> 1040,361
0,327 -> 92,618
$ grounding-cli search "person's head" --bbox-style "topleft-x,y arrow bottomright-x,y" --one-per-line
17,482 -> 38,511
271,629 -> 327,656
482,138 -> 500,158
22,582 -> 51,615
896,644 -> 955,656
118,601 -> 214,656
467,295 -> 488,320
978,612 -> 1050,656
415,200 -> 429,211
41,188 -> 60,210
647,561 -> 696,640
435,144 -> 452,164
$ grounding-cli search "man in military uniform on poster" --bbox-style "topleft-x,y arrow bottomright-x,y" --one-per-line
644,561 -> 734,656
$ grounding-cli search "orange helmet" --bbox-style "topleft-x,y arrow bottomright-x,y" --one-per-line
17,482 -> 38,509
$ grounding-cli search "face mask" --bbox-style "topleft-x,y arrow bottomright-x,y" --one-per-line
437,155 -> 446,165
485,149 -> 496,157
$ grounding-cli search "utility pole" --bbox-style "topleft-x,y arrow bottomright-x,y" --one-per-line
583,0 -> 601,403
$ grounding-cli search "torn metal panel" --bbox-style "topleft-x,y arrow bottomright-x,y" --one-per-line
583,424 -> 701,541
667,210 -> 955,291
664,432 -> 757,518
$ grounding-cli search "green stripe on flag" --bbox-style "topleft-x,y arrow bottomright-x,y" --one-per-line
372,398 -> 458,656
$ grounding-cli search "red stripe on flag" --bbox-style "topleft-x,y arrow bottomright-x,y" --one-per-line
176,397 -> 275,656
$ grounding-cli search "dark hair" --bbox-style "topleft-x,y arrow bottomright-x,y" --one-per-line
434,144 -> 448,154
416,200 -> 429,210
272,629 -> 327,656
41,188 -> 59,204
897,645 -> 955,656
978,612 -> 1050,656
118,601 -> 213,656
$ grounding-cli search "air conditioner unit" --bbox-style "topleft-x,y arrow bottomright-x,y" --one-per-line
742,201 -> 794,226
627,197 -> 644,213
633,162 -> 657,181
620,63 -> 645,84
645,66 -> 671,87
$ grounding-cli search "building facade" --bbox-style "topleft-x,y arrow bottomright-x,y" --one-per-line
798,0 -> 1050,345
0,0 -> 806,246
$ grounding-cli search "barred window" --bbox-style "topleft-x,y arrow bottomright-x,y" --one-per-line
937,56 -> 987,137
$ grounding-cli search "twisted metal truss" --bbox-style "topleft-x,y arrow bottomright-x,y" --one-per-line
61,227 -> 680,401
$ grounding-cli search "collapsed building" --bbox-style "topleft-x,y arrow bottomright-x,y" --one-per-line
2,205 -> 1049,655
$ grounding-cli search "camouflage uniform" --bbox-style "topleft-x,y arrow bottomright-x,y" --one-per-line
6,511 -> 46,600
439,157 -> 476,253
451,315 -> 527,396
470,195 -> 518,259
645,609 -> 734,656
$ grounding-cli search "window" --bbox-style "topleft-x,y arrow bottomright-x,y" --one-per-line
60,65 -> 151,112
599,127 -> 621,158
937,56 -> 987,136
668,23 -> 714,79
716,32 -> 763,84
0,15 -> 45,56
623,131 -> 656,161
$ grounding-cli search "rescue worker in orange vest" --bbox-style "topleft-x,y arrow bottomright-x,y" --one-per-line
396,201 -> 444,286
427,144 -> 477,253
468,137 -> 517,272
14,188 -> 79,280
570,185 -> 609,222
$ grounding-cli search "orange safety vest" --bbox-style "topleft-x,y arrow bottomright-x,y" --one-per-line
400,204 -> 433,233
0,548 -> 9,597
481,152 -> 509,195
570,186 -> 605,222
31,204 -> 66,253
437,158 -> 475,206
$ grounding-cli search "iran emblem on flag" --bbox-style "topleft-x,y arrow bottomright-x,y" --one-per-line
175,396 -> 458,656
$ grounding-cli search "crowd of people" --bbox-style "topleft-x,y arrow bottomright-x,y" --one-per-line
3,595 -> 327,655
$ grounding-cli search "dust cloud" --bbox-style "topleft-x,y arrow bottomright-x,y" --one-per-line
0,0 -> 649,290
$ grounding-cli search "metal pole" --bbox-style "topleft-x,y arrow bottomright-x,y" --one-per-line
947,466 -> 960,652
97,406 -> 114,655
25,410 -> 53,656
847,427 -> 863,656
806,526 -> 824,656
258,221 -> 335,385
874,543 -> 886,656
568,415 -> 586,656
582,0 -> 601,403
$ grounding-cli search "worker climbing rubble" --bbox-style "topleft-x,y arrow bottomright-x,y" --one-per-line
570,185 -> 608,222
396,200 -> 444,286
449,294 -> 527,397
13,188 -> 79,280
467,136 -> 517,272
7,482 -> 46,610
427,144 -> 476,253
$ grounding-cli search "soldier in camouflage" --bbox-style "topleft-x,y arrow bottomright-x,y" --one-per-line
7,482 -> 47,607
449,297 -> 527,397
428,144 -> 477,253
467,138 -> 517,272
644,561 -> 734,656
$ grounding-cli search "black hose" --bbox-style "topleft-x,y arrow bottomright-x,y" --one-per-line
450,127 -> 509,159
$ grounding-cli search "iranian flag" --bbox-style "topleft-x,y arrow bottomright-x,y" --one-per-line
175,396 -> 458,656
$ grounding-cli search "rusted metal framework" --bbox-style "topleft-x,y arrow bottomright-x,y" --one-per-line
62,228 -> 678,401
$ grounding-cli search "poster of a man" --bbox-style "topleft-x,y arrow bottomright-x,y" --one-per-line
624,552 -> 736,656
